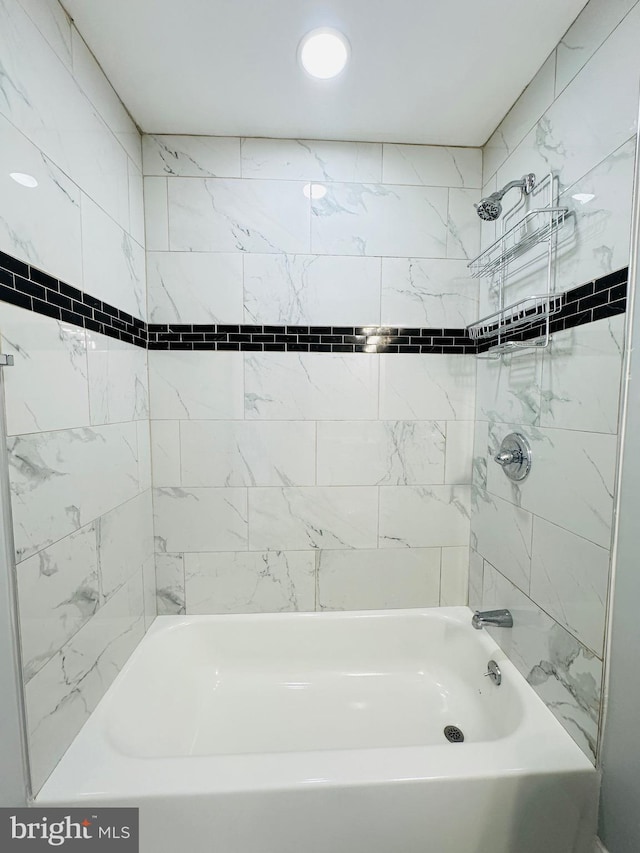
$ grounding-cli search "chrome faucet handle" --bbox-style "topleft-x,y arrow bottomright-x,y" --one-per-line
494,450 -> 518,466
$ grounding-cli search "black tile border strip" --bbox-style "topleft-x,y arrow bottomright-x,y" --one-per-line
0,250 -> 628,355
0,250 -> 148,349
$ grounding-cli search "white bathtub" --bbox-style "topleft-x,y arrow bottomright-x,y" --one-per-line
37,607 -> 597,853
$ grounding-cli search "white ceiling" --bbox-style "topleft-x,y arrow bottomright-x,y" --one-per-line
61,0 -> 588,146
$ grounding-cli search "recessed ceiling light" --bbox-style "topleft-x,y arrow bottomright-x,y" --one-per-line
571,193 -> 596,205
9,172 -> 38,188
299,28 -> 350,80
303,183 -> 327,200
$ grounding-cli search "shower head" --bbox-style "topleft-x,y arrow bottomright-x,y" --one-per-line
474,173 -> 536,221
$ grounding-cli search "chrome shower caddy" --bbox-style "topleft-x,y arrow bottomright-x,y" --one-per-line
467,172 -> 569,358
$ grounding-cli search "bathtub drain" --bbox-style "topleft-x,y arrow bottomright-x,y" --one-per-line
443,725 -> 464,743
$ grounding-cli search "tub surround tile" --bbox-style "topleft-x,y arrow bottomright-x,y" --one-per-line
180,420 -> 316,487
446,189 -> 481,261
468,549 -> 484,612
155,554 -> 185,615
318,548 -> 441,610
128,159 -> 145,248
540,316 -> 625,434
25,574 -> 145,793
248,487 -> 378,551
9,422 -> 141,562
482,562 -> 601,762
486,425 -> 618,549
444,421 -> 475,485
310,182 -> 448,258
0,303 -> 90,436
472,420 -> 489,490
476,349 -> 543,426
17,523 -> 99,682
243,254 -> 381,327
167,177 -> 311,254
154,487 -> 248,554
382,144 -> 482,188
147,251 -> 244,324
97,491 -> 154,602
87,332 -> 149,426
241,138 -> 382,183
149,350 -> 244,420
380,258 -> 478,329
245,353 -> 379,420
316,421 -> 446,486
136,422 -> 152,492
530,517 -> 609,656
185,550 -> 316,614
440,546 -> 470,606
150,420 -> 181,486
554,0 -> 639,96
142,555 -> 157,630
379,485 -> 470,549
143,177 -> 169,251
380,354 -> 476,420
0,114 -> 82,288
17,0 -> 72,71
471,489 -> 533,593
143,135 -> 241,178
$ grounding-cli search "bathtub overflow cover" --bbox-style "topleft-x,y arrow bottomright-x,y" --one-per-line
443,725 -> 465,743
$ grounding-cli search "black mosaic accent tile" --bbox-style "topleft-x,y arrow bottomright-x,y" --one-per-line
0,252 -> 628,355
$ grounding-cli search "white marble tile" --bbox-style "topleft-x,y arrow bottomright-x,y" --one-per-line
496,2 -> 640,197
540,316 -> 625,434
150,420 -> 181,486
555,0 -> 638,96
180,420 -> 316,487
379,354 -> 475,420
17,523 -> 99,682
318,548 -> 441,610
8,422 -> 140,561
168,177 -> 310,253
444,420 -> 475,485
71,27 -> 142,170
87,332 -> 148,425
0,0 -> 131,229
471,489 -> 532,592
380,258 -> 477,327
317,420 -> 445,486
476,349 -> 543,425
310,182 -> 448,258
25,574 -> 144,792
530,516 -> 610,656
447,188 -> 481,260
143,177 -> 168,251
472,420 -> 489,490
0,303 -> 90,436
143,135 -> 241,177
243,254 -> 381,326
81,195 -> 145,319
248,487 -> 378,551
0,114 -> 82,286
241,138 -> 382,183
127,159 -> 145,247
97,491 -> 154,602
379,485 -> 470,548
142,555 -> 157,630
245,353 -> 378,420
154,487 -> 247,553
156,553 -> 185,615
555,139 -> 635,290
486,425 -> 618,549
482,562 -> 602,762
136,422 -> 151,492
185,550 -> 316,614
468,549 -> 484,611
149,351 -> 245,420
147,251 -> 244,324
17,0 -> 72,70
382,145 -> 482,188
440,546 -> 469,606
483,54 -> 556,183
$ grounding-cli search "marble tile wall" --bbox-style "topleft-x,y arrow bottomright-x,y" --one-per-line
144,135 -> 482,618
472,0 -> 640,763
0,0 -> 153,793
